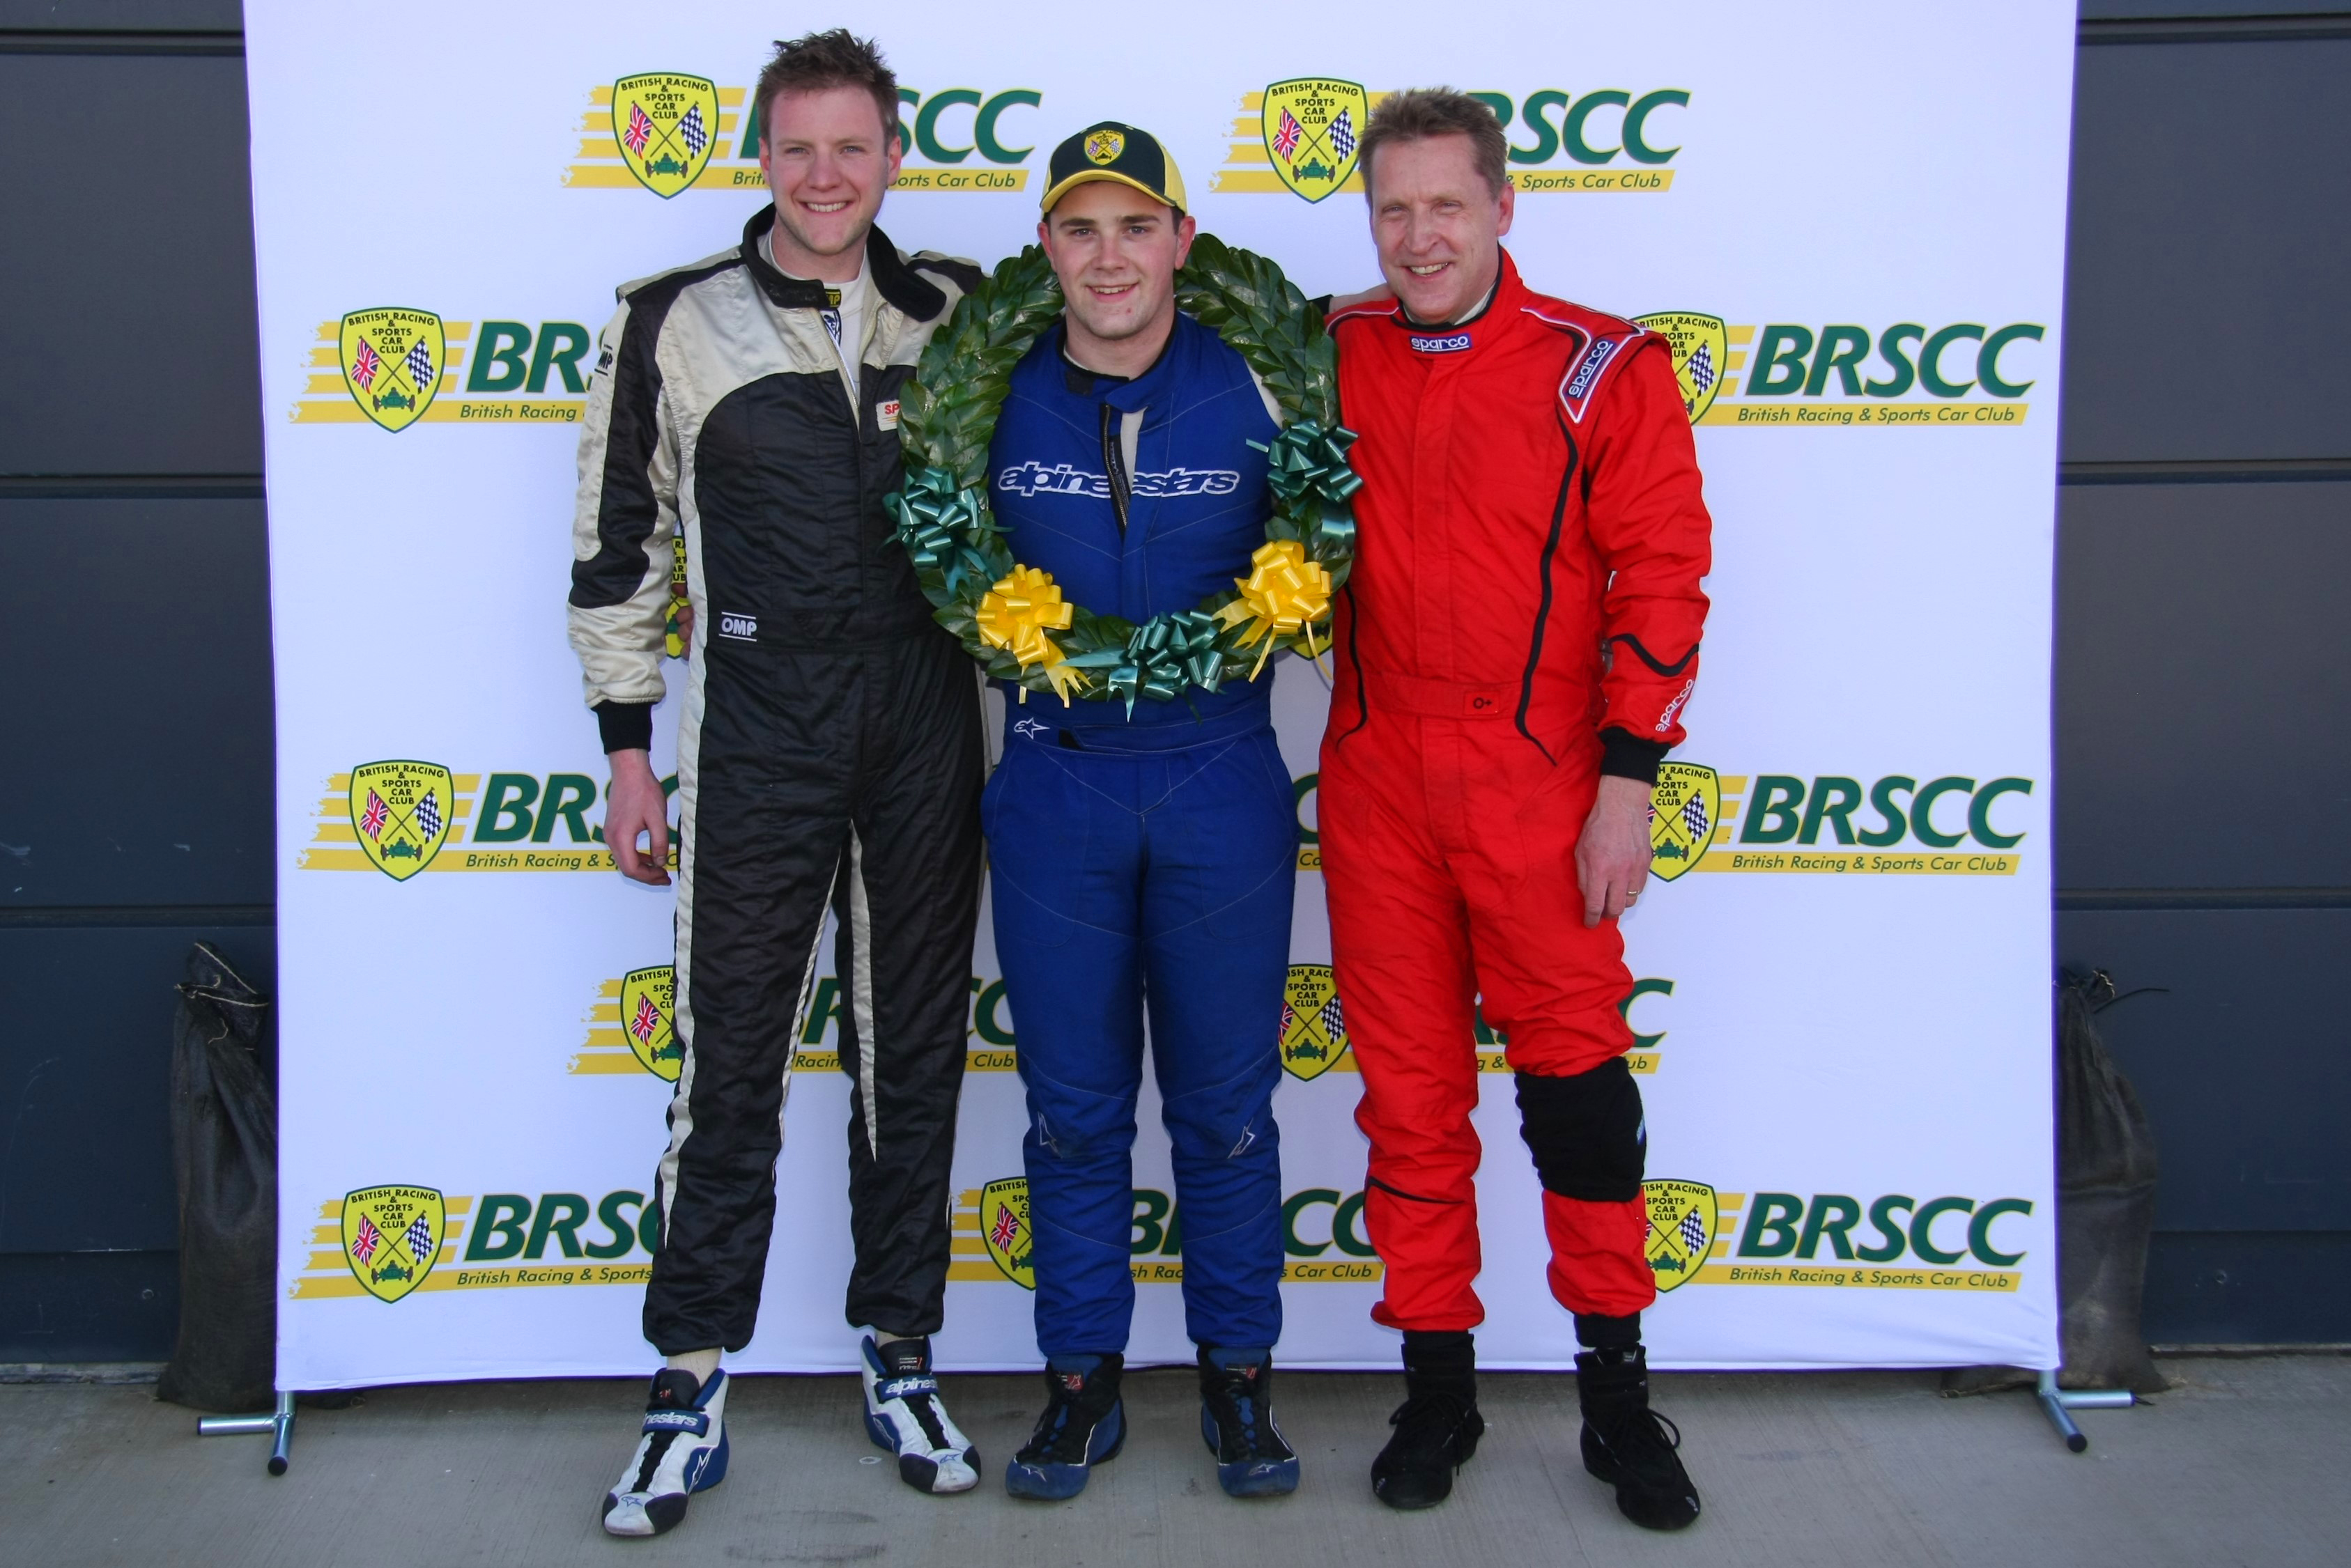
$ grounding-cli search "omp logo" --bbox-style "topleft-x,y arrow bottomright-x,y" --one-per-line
951,1178 -> 1386,1287
1647,768 -> 2035,876
1633,312 -> 2046,427
291,1188 -> 661,1298
717,612 -> 759,642
565,80 -> 1042,194
996,462 -> 1242,499
573,969 -> 1021,1076
1644,1183 -> 2035,1294
289,316 -> 592,428
300,766 -> 682,876
1217,83 -> 1687,198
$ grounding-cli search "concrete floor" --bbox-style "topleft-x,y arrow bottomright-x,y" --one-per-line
1,1358 -> 2345,1567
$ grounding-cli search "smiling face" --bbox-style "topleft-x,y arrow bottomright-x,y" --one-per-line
1366,132 -> 1514,325
1038,179 -> 1196,371
757,83 -> 902,280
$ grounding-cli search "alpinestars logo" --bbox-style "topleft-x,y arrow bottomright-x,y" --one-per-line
996,461 -> 1241,499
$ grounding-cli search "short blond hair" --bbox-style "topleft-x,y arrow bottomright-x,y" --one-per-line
1359,88 -> 1507,199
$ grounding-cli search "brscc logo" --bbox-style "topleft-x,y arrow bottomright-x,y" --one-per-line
294,1188 -> 661,1300
338,1185 -> 447,1303
1219,81 -> 1688,199
1283,965 -> 1677,1078
1641,1182 -> 2035,1294
566,76 -> 1043,195
571,968 -> 1022,1078
291,313 -> 593,430
1632,313 -> 2046,427
1648,767 -> 2035,877
301,764 -> 679,877
955,1179 -> 1383,1288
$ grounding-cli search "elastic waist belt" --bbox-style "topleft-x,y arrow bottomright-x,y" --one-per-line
1362,669 -> 1515,721
1001,693 -> 1272,754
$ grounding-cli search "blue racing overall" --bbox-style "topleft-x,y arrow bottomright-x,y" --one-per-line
984,312 -> 1294,1358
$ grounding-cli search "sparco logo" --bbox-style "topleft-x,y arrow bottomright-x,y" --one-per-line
1564,336 -> 1623,401
1408,332 -> 1472,354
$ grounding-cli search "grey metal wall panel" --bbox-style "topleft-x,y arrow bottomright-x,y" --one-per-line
0,2 -> 242,28
0,52 -> 259,474
2058,908 -> 2350,1234
0,922 -> 274,1255
2055,481 -> 2351,891
2060,38 -> 2351,463
0,497 -> 273,908
0,1251 -> 177,1363
2081,2 -> 2351,18
2143,1232 -> 2351,1345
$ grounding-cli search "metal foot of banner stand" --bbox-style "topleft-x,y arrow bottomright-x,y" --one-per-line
2036,1369 -> 2134,1452
196,1390 -> 298,1474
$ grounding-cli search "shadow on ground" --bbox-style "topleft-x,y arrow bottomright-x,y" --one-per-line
3,1359 -> 2346,1566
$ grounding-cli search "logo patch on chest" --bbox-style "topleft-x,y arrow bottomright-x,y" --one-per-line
1408,332 -> 1474,354
876,398 -> 900,431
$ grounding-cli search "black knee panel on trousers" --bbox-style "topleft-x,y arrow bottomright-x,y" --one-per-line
1515,1057 -> 1646,1202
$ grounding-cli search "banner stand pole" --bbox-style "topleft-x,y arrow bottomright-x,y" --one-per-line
2035,1369 -> 2134,1452
196,1391 -> 298,1474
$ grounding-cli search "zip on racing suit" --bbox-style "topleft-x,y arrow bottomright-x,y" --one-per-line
984,313 -> 1294,1358
1321,250 -> 1712,1336
567,208 -> 986,1354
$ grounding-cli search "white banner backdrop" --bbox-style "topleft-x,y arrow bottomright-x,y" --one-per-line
250,0 -> 2074,1387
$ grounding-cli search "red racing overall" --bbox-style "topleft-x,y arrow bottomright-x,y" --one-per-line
1322,251 -> 1712,1333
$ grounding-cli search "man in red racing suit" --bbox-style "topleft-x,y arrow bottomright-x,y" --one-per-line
1319,91 -> 1711,1532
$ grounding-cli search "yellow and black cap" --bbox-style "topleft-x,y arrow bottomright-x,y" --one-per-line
1039,121 -> 1188,215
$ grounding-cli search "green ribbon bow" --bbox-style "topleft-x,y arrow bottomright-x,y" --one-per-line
886,467 -> 999,597
1065,610 -> 1228,715
1250,420 -> 1363,557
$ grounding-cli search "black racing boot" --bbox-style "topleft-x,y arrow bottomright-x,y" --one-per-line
1371,1330 -> 1484,1510
1005,1355 -> 1126,1501
1577,1344 -> 1700,1530
1197,1348 -> 1300,1498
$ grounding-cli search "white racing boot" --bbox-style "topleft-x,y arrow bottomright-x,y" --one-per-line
601,1367 -> 730,1537
861,1335 -> 979,1493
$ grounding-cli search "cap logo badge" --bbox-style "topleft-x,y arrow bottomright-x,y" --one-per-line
1084,129 -> 1125,165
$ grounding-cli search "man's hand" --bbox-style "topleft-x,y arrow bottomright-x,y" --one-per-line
606,748 -> 672,885
1575,774 -> 1654,928
673,602 -> 693,658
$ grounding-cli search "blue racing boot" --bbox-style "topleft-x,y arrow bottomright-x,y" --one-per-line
1198,1348 -> 1300,1498
1005,1355 -> 1125,1500
861,1335 -> 980,1494
601,1367 -> 730,1537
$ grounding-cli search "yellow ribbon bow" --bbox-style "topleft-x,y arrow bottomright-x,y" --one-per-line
976,564 -> 1088,704
1217,538 -> 1334,678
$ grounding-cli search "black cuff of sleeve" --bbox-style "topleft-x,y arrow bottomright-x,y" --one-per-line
595,701 -> 654,755
1598,727 -> 1668,786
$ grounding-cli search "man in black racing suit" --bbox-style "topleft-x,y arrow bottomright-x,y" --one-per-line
565,32 -> 987,1537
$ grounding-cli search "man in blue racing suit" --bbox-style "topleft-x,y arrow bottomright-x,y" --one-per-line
985,122 -> 1299,1503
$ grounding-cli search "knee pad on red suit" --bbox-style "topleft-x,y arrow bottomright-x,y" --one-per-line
1514,1056 -> 1645,1203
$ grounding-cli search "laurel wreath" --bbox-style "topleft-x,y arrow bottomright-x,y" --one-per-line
886,235 -> 1360,708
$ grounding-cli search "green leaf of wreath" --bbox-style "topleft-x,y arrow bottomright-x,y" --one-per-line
888,237 -> 1358,706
